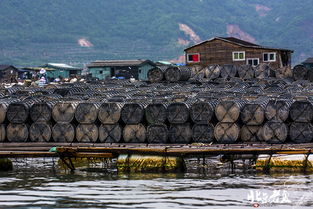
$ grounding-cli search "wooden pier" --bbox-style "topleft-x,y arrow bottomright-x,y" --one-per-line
0,143 -> 312,158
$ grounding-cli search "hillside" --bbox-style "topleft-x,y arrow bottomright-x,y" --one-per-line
0,0 -> 312,66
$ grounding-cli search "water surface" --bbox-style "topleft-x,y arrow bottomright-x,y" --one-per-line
0,158 -> 312,209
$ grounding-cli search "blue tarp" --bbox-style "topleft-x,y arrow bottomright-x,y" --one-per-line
175,63 -> 186,66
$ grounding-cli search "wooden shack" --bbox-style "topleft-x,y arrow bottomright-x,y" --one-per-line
22,63 -> 82,81
41,63 -> 82,80
87,60 -> 156,80
0,65 -> 18,83
184,37 -> 293,68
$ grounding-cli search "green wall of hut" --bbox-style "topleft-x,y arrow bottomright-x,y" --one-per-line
88,64 -> 155,81
89,67 -> 111,80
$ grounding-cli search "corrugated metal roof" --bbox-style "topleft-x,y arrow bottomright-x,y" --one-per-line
219,37 -> 260,47
184,37 -> 293,52
156,61 -> 173,65
0,65 -> 16,71
23,67 -> 56,71
303,57 -> 313,64
43,63 -> 81,70
87,59 -> 155,67
48,63 -> 76,68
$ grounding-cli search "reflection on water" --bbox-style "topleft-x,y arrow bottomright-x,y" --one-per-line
0,159 -> 312,208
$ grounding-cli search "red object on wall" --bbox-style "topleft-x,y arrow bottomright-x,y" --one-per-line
187,54 -> 200,62
192,54 -> 199,62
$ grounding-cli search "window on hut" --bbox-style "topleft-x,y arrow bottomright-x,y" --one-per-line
187,53 -> 200,63
263,52 -> 276,62
232,51 -> 245,61
247,58 -> 259,67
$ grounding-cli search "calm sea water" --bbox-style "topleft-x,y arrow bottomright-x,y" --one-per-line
0,158 -> 312,209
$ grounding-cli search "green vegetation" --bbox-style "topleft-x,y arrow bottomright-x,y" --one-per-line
0,0 -> 312,66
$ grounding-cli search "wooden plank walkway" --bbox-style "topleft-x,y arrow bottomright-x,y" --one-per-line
0,143 -> 312,158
